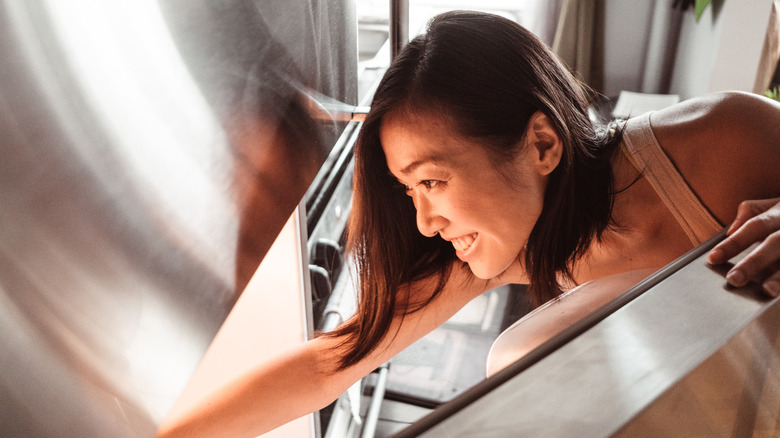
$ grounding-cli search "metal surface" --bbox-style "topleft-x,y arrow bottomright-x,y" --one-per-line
0,1 -> 355,437
398,233 -> 780,437
362,363 -> 391,438
486,268 -> 657,377
390,0 -> 409,61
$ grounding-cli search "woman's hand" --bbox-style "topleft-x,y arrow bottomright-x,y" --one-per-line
707,198 -> 780,297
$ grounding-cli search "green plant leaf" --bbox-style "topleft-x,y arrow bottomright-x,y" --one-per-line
695,0 -> 712,22
766,86 -> 780,102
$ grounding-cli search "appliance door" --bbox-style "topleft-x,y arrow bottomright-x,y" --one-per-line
0,1 -> 355,436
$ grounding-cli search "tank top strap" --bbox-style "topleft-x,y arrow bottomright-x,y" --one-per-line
620,112 -> 723,245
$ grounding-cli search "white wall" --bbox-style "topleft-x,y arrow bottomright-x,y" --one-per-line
601,0 -> 775,100
670,0 -> 773,99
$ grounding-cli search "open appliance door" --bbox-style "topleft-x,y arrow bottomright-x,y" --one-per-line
0,1 -> 356,436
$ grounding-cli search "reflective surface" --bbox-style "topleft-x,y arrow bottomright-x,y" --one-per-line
486,268 -> 656,377
0,1 -> 355,436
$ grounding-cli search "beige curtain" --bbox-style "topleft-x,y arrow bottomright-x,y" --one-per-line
552,0 -> 605,91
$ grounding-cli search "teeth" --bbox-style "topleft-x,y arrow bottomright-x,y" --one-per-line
452,233 -> 476,252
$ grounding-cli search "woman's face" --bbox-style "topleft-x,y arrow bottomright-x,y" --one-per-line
380,110 -> 550,280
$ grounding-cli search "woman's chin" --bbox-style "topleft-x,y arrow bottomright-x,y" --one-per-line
466,263 -> 503,280
468,258 -> 526,283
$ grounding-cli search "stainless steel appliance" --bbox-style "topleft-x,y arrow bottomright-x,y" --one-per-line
0,1 -> 355,436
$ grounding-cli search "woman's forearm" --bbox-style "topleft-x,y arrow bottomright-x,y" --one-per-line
156,337 -> 353,438
156,263 -> 495,438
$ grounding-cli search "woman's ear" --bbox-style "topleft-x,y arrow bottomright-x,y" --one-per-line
526,111 -> 562,176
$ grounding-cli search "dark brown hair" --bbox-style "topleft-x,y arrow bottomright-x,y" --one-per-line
327,11 -> 621,369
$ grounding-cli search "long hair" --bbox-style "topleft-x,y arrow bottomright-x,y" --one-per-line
327,11 -> 621,369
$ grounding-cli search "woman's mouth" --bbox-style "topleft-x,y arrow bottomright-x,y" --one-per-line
451,233 -> 477,253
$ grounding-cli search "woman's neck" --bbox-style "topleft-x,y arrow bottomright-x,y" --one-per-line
570,143 -> 691,285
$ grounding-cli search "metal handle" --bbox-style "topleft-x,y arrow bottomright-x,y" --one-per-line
360,363 -> 391,438
390,0 -> 409,61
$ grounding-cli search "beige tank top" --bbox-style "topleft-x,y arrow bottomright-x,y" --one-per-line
620,112 -> 723,245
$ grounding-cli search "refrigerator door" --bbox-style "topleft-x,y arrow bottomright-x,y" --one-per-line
0,1 -> 355,436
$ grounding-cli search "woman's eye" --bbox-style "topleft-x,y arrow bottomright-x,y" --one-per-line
419,180 -> 439,190
399,179 -> 441,194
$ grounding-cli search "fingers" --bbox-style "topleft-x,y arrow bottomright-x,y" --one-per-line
706,198 -> 780,297
724,231 -> 780,295
762,269 -> 780,298
726,198 -> 778,235
707,198 -> 780,265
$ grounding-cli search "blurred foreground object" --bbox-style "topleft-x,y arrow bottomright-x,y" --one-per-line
0,0 -> 355,436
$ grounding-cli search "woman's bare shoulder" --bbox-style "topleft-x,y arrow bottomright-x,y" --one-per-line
650,91 -> 780,224
652,91 -> 779,140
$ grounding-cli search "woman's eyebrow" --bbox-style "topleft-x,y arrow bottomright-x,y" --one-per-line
398,154 -> 452,175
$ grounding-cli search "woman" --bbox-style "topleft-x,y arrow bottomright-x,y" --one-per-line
158,11 -> 780,437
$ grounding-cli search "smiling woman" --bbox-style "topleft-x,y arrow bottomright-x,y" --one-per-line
326,9 -> 626,371
380,109 -> 548,280
157,10 -> 780,438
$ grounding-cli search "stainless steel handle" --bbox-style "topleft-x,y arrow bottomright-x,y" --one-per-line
361,362 -> 391,438
390,0 -> 409,61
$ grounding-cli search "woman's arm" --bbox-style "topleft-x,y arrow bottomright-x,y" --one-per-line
156,262 -> 497,438
683,92 -> 780,296
156,335 -> 367,438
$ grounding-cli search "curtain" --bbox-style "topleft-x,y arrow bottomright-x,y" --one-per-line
552,0 -> 605,91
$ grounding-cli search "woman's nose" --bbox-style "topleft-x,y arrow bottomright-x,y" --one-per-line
414,195 -> 446,237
